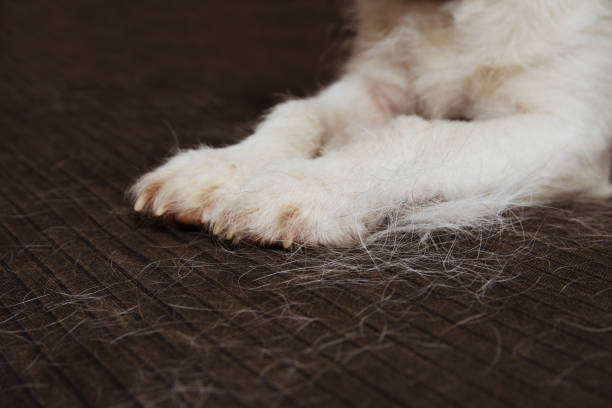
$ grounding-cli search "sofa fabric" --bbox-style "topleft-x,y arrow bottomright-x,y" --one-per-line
1,2 -> 611,407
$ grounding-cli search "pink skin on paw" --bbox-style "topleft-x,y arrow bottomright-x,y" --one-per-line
173,211 -> 202,227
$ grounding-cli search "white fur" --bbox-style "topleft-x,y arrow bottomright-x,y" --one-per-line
131,0 -> 612,247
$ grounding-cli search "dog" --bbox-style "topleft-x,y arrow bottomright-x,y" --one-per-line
130,0 -> 612,248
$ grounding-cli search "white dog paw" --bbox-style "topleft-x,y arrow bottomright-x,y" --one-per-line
132,152 -> 370,247
130,147 -> 253,226
205,169 -> 369,248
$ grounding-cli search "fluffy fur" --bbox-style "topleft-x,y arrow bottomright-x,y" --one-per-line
130,0 -> 612,248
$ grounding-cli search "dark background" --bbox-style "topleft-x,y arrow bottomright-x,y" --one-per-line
1,1 -> 611,407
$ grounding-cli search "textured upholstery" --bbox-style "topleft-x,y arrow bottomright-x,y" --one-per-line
1,2 -> 611,407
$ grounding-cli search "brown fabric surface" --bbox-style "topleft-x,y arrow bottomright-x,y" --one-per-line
1,1 -> 611,407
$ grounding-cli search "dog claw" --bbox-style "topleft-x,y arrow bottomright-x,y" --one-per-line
133,195 -> 148,212
154,205 -> 168,217
212,223 -> 223,236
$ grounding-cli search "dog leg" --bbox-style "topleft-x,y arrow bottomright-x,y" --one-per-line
204,114 -> 610,246
130,75 -> 405,226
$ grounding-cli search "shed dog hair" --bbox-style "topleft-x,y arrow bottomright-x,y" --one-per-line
131,0 -> 612,248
